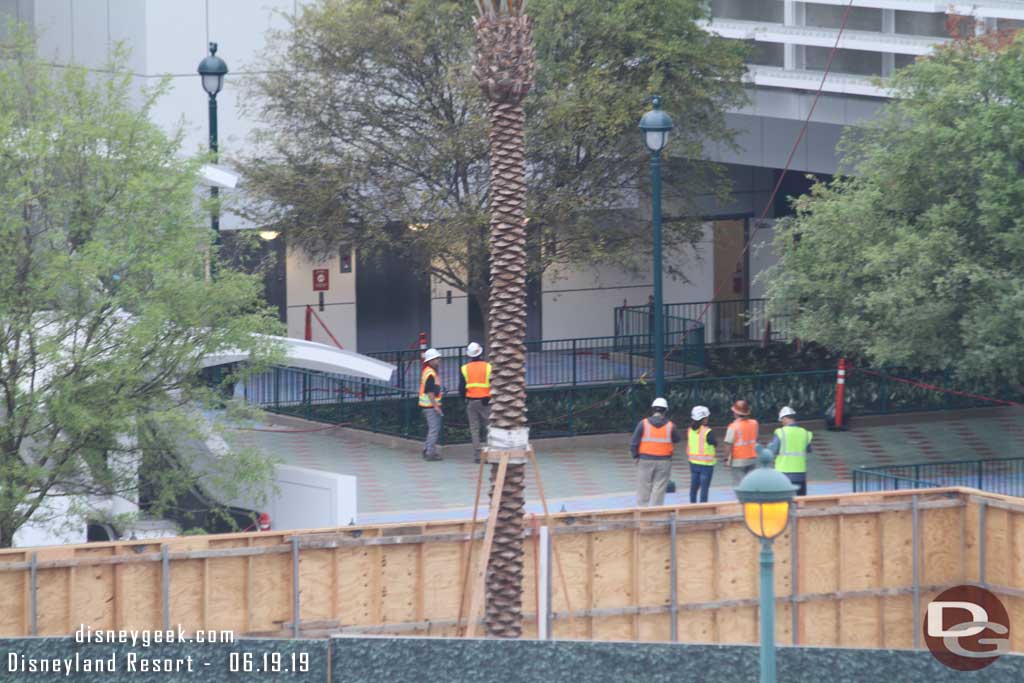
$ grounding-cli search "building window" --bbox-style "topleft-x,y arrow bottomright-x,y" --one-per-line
711,0 -> 783,24
805,47 -> 882,77
806,5 -> 882,32
895,11 -> 958,38
742,39 -> 784,68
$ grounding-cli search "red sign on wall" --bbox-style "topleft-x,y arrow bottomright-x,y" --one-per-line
313,269 -> 330,291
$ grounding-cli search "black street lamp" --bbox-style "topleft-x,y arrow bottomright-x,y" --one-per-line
198,42 -> 228,237
638,96 -> 673,397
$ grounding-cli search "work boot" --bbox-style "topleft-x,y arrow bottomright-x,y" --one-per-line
424,452 -> 442,462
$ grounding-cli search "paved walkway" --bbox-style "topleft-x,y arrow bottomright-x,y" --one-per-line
228,407 -> 1024,523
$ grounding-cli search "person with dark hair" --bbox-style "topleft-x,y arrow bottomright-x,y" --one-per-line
687,406 -> 717,503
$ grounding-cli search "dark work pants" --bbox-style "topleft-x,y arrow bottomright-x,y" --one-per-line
689,463 -> 714,503
784,472 -> 807,496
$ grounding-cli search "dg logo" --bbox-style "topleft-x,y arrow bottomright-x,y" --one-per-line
924,585 -> 1011,671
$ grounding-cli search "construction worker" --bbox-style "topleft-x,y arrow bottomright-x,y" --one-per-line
630,397 -> 681,507
723,399 -> 759,485
460,342 -> 491,464
419,348 -> 444,461
769,406 -> 813,496
687,405 -> 717,503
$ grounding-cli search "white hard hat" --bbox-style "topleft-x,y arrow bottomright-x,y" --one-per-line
691,405 -> 710,421
466,342 -> 483,358
778,406 -> 797,420
423,348 -> 441,362
651,397 -> 669,410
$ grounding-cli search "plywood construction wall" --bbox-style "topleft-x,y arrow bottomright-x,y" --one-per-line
0,488 -> 1021,652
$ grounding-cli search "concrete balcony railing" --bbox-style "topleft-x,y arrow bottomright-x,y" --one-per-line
801,0 -> 1024,20
744,64 -> 892,97
701,18 -> 947,55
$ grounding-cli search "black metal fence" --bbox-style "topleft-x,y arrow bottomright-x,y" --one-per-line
243,364 -> 1024,446
363,333 -> 702,392
853,458 -> 1024,497
614,298 -> 793,346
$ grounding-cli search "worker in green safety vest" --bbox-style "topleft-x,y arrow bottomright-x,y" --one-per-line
768,406 -> 813,496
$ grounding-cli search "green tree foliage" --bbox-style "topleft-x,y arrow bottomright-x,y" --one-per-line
241,0 -> 746,330
764,34 -> 1024,384
0,32 -> 281,547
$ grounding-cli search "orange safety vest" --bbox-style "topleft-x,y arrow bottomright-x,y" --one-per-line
461,360 -> 492,399
728,418 -> 759,460
419,366 -> 441,408
638,418 -> 675,458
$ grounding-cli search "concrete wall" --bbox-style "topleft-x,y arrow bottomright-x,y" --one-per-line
0,637 -> 1021,682
430,273 -> 469,349
285,246 -> 357,350
540,231 -> 715,340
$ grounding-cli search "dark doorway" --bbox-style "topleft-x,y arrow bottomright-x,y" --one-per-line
525,275 -> 542,342
468,292 -> 485,347
356,249 -> 431,352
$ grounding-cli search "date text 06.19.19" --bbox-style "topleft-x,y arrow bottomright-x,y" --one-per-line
229,651 -> 310,673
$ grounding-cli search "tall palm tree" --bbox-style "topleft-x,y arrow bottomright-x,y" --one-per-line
472,0 -> 535,638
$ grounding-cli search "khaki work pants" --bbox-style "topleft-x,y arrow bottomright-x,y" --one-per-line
466,399 -> 490,454
636,458 -> 673,507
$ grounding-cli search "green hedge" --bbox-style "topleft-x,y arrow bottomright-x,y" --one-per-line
267,367 -> 1024,444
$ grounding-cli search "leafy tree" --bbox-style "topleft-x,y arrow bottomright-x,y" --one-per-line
240,0 -> 746,336
0,31 -> 280,547
763,33 -> 1024,385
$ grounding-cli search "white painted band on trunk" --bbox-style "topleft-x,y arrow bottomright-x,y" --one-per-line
837,378 -> 845,385
489,427 -> 530,449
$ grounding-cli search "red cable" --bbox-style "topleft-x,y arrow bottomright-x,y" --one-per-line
232,421 -> 353,433
856,369 -> 1019,407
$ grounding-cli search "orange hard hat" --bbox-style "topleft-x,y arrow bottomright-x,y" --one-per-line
731,399 -> 751,416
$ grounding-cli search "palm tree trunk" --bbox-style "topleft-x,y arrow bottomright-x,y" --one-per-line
473,5 -> 535,639
483,98 -> 529,638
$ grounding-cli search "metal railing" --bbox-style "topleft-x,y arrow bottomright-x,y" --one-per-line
614,298 -> 793,346
364,333 -> 703,392
242,365 -> 1024,445
854,458 -> 1024,497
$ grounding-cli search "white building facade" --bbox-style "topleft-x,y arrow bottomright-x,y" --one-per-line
6,0 -> 1020,351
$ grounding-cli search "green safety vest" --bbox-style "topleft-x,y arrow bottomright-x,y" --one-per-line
687,427 -> 716,465
774,425 -> 812,474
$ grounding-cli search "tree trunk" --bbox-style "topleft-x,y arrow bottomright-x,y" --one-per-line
473,6 -> 535,639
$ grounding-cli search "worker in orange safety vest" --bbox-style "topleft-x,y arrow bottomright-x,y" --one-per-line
460,342 -> 492,464
630,397 -> 682,507
723,399 -> 759,486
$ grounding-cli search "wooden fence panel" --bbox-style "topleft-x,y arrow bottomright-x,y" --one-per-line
0,488 -> 1021,652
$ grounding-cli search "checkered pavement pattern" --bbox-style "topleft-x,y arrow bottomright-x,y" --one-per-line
229,409 -> 1023,519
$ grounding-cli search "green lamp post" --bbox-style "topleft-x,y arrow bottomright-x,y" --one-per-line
735,446 -> 798,683
197,42 -> 228,238
638,96 -> 673,397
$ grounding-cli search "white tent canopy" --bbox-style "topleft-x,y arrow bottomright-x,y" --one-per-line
202,336 -> 395,383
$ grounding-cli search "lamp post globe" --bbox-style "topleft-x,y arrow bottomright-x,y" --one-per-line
735,447 -> 797,683
198,42 -> 228,99
638,96 -> 673,397
639,95 -> 673,152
